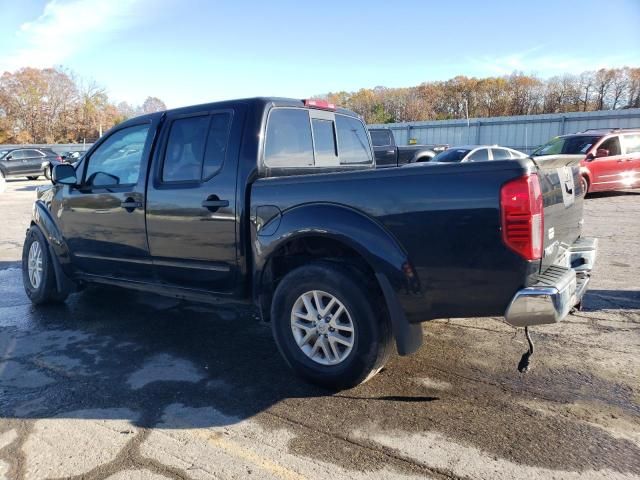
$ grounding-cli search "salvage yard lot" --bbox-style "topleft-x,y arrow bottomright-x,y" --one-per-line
0,178 -> 639,480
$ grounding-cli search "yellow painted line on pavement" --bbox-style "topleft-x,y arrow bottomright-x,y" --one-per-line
195,430 -> 308,480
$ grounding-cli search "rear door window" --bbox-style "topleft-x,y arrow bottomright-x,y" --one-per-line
467,148 -> 489,162
623,134 -> 640,154
491,148 -> 510,160
335,114 -> 373,165
370,130 -> 392,146
264,109 -> 314,168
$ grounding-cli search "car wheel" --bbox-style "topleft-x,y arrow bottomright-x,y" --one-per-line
271,262 -> 392,390
22,226 -> 69,305
27,176 -> 39,180
44,167 -> 51,180
581,176 -> 589,196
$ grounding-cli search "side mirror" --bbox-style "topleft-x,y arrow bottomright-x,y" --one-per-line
5,154 -> 12,161
595,148 -> 610,158
52,163 -> 77,185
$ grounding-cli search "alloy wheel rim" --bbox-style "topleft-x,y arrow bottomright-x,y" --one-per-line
290,290 -> 355,366
28,241 -> 43,289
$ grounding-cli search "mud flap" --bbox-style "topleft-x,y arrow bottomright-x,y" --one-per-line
375,273 -> 423,356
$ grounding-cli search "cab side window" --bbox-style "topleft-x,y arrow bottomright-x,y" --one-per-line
600,136 -> 621,156
84,124 -> 150,187
491,148 -> 510,160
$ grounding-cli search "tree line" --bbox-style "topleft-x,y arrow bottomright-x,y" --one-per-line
326,67 -> 640,124
0,67 -> 166,144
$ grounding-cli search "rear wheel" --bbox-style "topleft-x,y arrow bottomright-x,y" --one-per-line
44,167 -> 51,180
271,262 -> 392,390
22,226 -> 69,304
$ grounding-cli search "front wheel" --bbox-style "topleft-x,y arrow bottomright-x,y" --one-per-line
22,226 -> 68,304
44,167 -> 51,180
581,176 -> 589,196
271,263 -> 392,390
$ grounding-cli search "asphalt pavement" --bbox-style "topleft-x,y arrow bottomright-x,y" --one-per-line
0,178 -> 639,480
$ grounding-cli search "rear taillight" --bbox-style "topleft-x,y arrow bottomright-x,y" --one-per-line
500,174 -> 544,261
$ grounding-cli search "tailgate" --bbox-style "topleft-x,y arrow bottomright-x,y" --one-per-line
530,154 -> 585,272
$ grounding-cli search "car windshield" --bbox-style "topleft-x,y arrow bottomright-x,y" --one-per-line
532,135 -> 601,156
0,150 -> 9,159
432,148 -> 471,162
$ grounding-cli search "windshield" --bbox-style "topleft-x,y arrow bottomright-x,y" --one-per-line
432,148 -> 471,162
532,135 -> 601,156
0,150 -> 8,159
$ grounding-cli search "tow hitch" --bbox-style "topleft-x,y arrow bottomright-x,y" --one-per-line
517,326 -> 534,373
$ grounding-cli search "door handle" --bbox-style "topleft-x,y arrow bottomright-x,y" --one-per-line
120,198 -> 142,211
202,196 -> 229,211
387,150 -> 395,154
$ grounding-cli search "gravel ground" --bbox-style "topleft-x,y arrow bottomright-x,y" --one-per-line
0,178 -> 638,480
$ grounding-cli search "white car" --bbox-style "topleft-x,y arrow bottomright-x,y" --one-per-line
432,145 -> 527,163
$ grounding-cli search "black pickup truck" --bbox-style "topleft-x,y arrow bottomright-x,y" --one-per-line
24,97 -> 597,389
368,127 -> 447,167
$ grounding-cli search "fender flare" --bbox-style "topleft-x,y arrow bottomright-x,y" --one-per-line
31,200 -> 76,294
253,203 -> 423,355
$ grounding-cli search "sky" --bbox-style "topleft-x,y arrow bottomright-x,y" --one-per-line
1,0 -> 639,108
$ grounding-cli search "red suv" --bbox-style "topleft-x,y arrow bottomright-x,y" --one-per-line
532,128 -> 640,194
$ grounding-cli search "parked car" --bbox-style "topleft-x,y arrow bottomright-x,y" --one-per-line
24,97 -> 596,389
431,145 -> 527,163
60,151 -> 85,164
532,128 -> 640,193
0,147 -> 63,180
368,127 -> 447,167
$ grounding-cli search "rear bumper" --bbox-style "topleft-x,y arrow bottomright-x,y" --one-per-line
504,237 -> 597,327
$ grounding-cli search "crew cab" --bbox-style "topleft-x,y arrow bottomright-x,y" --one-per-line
23,97 -> 597,389
532,128 -> 640,193
368,127 -> 447,167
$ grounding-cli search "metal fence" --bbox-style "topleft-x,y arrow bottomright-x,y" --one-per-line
369,108 -> 640,153
0,143 -> 92,154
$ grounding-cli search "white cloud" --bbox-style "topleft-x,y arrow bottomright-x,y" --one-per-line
2,0 -> 143,71
471,47 -> 640,78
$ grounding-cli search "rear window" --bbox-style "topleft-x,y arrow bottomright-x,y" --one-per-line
433,148 -> 471,162
311,118 -> 338,165
370,129 -> 392,146
335,114 -> 373,165
264,109 -> 314,168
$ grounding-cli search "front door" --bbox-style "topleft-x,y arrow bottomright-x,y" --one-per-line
5,150 -> 30,175
588,135 -> 624,192
61,120 -> 155,279
145,106 -> 244,294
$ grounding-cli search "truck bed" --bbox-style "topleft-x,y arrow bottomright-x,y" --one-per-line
251,158 -> 581,323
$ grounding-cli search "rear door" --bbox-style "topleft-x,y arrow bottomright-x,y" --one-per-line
621,133 -> 640,189
145,106 -> 244,294
369,129 -> 397,167
588,135 -> 624,191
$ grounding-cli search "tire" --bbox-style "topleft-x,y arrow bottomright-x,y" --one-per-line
581,176 -> 589,196
22,226 -> 69,305
27,176 -> 39,180
44,167 -> 51,180
271,262 -> 392,390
